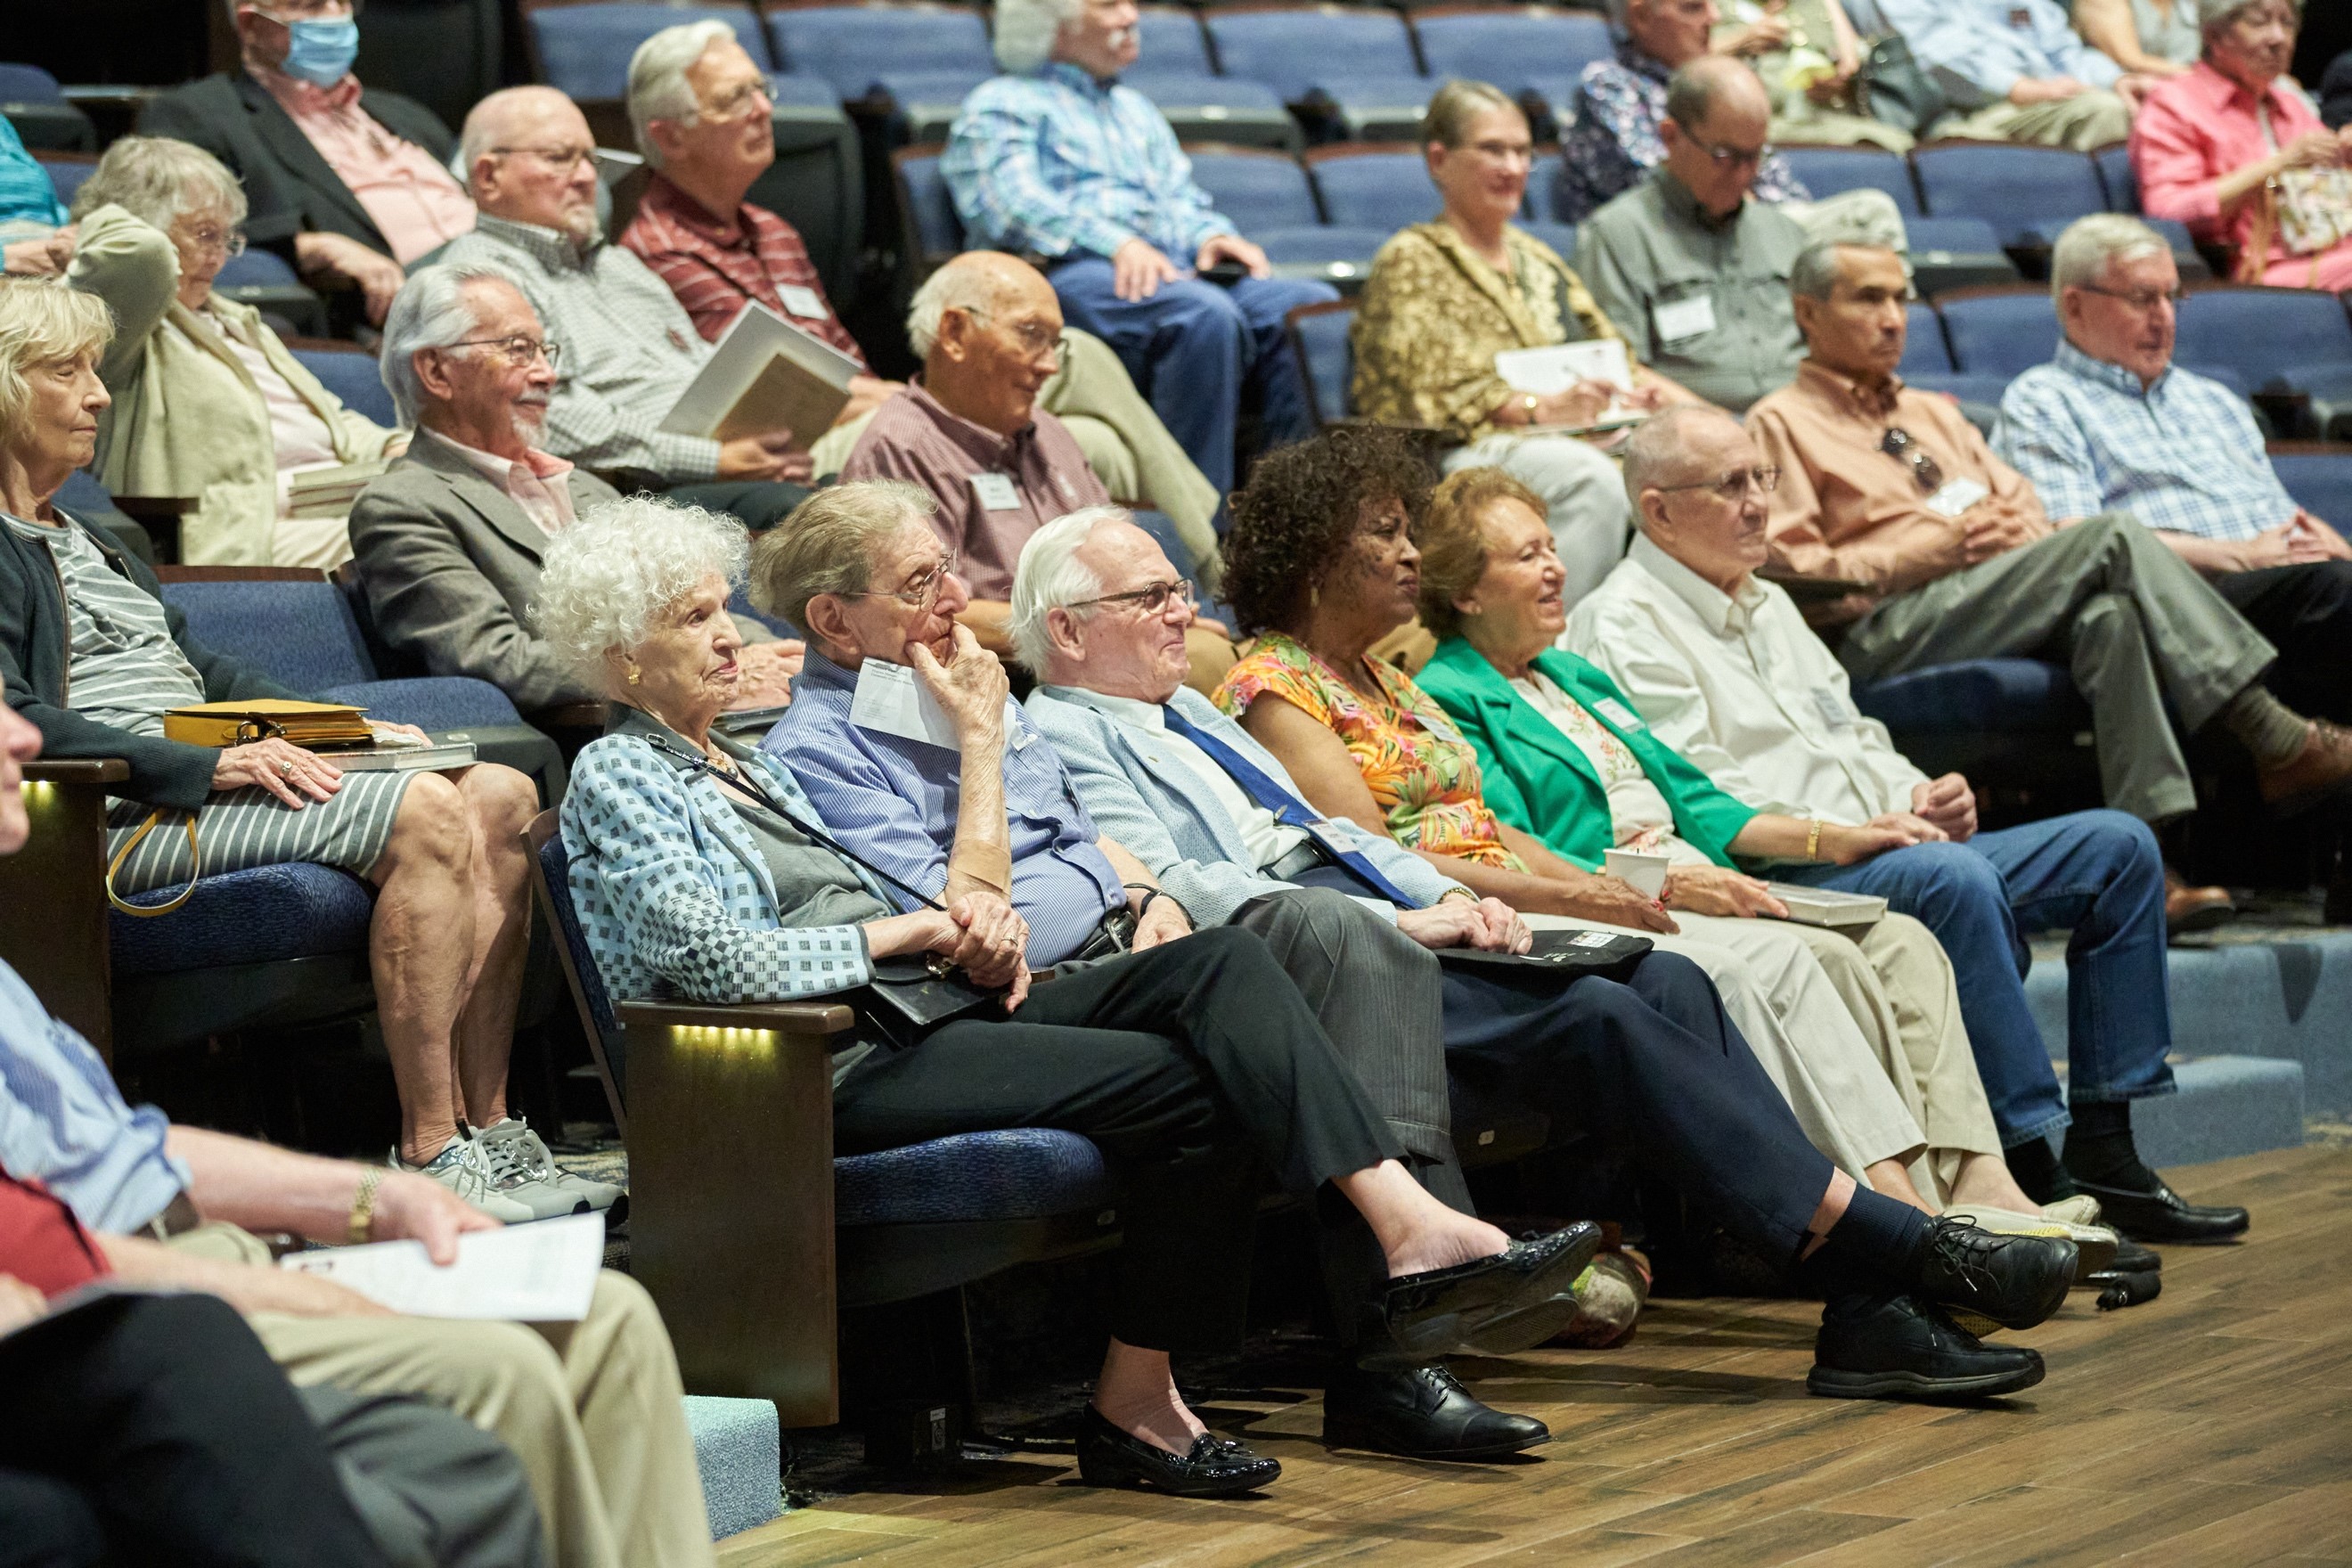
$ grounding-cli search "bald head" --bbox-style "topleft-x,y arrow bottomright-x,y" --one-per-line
462,87 -> 600,242
1624,404 -> 1773,594
1661,58 -> 1773,219
911,250 -> 1066,437
1622,404 -> 1744,510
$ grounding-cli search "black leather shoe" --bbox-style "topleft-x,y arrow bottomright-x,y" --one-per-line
1075,1407 -> 1279,1497
1912,1217 -> 2075,1331
1809,1292 -> 2046,1402
1323,1363 -> 1550,1459
1381,1221 -> 1602,1361
2110,1238 -> 2161,1274
2072,1174 -> 2250,1245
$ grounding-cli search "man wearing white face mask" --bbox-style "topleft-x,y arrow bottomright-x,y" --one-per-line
143,0 -> 478,326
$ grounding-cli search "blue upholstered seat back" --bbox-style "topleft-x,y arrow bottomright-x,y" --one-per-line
159,579 -> 377,691
110,862 -> 375,976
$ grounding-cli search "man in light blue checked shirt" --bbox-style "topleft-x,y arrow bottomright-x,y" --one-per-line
2000,214 -> 2352,722
943,0 -> 1337,494
1874,0 -> 2153,148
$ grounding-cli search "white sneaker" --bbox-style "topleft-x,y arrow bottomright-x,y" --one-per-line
475,1117 -> 625,1222
2042,1194 -> 2105,1229
395,1138 -> 539,1224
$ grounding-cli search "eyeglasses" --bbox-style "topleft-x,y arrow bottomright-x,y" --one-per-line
176,222 -> 246,258
1880,427 -> 1943,494
490,145 -> 597,174
2077,283 -> 2185,314
1001,320 -> 1066,356
1654,465 -> 1781,501
1671,118 -> 1770,170
445,335 -> 563,368
701,78 -> 773,120
851,551 -> 960,610
1070,579 -> 1197,617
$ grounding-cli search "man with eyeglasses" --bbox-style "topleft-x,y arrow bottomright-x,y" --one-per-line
143,0 -> 473,326
1564,404 -> 2256,1246
440,87 -> 813,532
1998,215 -> 2352,731
1579,59 -> 1811,414
1747,236 -> 2352,840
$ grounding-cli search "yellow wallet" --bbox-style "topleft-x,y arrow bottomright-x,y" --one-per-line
162,698 -> 374,750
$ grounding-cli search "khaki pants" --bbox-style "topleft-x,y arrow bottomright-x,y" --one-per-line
1940,91 -> 2132,151
172,1226 -> 715,1568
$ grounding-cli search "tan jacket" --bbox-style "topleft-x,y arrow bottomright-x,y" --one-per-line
70,203 -> 396,565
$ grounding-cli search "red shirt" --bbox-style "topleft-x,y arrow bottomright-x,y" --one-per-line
0,1172 -> 110,1297
619,175 -> 869,367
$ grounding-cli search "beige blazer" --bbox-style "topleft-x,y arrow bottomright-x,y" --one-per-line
70,203 -> 396,565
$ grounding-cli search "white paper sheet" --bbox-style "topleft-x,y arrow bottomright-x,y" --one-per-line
658,301 -> 860,442
281,1213 -> 605,1320
849,658 -> 961,749
1493,339 -> 1635,396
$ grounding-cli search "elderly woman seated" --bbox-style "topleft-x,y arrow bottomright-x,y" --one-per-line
1352,80 -> 1695,612
65,135 -> 404,567
0,276 -> 594,1223
1209,428 -> 2085,1226
541,491 -> 1589,1497
2133,0 -> 2352,290
1409,465 -> 2074,1226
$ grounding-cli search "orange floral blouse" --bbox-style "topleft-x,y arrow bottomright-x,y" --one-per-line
1213,631 -> 1525,870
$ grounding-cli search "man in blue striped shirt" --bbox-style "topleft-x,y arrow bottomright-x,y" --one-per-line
942,0 -> 1337,494
1999,214 -> 2352,721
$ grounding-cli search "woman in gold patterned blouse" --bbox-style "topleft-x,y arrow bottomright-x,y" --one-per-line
1352,80 -> 1697,609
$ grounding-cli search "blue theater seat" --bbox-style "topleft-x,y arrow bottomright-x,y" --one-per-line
1128,73 -> 1302,151
1286,298 -> 1359,427
1135,4 -> 1213,74
1938,285 -> 2062,379
1904,216 -> 2021,293
528,4 -> 772,102
1412,7 -> 1613,97
1899,302 -> 1952,374
765,3 -> 991,103
1911,142 -> 2105,251
0,61 -> 95,151
867,68 -> 987,141
2271,446 -> 2352,525
2094,142 -> 2138,212
1184,145 -> 1323,232
1850,658 -> 2092,789
2176,286 -> 2352,438
1203,7 -> 1429,138
1781,143 -> 1921,217
891,146 -> 964,272
1526,151 -> 1565,221
290,343 -> 398,429
1254,225 -> 1392,285
1307,147 -> 1441,233
33,150 -> 94,208
1519,219 -> 1578,262
214,248 -> 327,338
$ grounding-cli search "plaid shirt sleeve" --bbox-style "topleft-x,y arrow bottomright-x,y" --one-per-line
1995,371 -> 2111,525
944,79 -> 1143,261
629,240 -> 747,346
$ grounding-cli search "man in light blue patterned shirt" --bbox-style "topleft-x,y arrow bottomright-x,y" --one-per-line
942,0 -> 1337,493
2000,214 -> 2352,721
1874,0 -> 2151,148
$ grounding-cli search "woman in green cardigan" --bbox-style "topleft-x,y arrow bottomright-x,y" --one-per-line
1416,467 -> 2053,1218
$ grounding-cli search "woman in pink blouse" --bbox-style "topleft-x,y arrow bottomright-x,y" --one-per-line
2131,0 -> 2352,290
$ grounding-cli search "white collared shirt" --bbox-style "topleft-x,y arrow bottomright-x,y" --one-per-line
1562,533 -> 1931,823
1075,689 -> 1311,871
423,428 -> 579,537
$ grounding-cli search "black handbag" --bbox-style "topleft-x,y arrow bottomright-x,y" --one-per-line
1856,32 -> 1953,140
1434,927 -> 1654,982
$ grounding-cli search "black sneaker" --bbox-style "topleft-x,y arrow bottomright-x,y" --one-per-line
1809,1292 -> 2046,1402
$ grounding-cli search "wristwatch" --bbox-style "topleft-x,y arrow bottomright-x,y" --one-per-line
1522,392 -> 1541,423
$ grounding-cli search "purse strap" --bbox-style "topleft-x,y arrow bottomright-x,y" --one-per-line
104,810 -> 200,919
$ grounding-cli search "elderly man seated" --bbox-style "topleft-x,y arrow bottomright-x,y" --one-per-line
838,253 -> 1228,679
0,701 -> 715,1568
1745,235 -> 2352,833
1565,405 -> 2254,1245
943,0 -> 1338,493
616,21 -> 1220,541
141,0 -> 472,323
1874,0 -> 2154,148
439,86 -> 811,531
349,265 -> 798,715
1999,214 -> 2352,726
1579,60 -> 1809,415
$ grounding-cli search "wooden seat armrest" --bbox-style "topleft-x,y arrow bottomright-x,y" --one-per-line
617,998 -> 858,1036
21,759 -> 130,785
530,700 -> 611,731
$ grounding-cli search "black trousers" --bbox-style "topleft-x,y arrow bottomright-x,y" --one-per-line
1438,951 -> 1839,1264
2217,559 -> 2352,723
833,926 -> 1405,1354
0,1293 -> 393,1568
659,478 -> 815,533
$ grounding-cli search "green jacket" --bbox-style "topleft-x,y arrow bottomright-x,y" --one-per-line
1418,637 -> 1759,873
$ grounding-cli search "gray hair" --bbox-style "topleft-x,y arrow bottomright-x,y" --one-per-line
626,20 -> 739,169
1622,404 -> 1741,514
377,265 -> 521,426
1663,56 -> 1761,132
68,135 -> 249,230
531,496 -> 752,675
2051,213 -> 2172,302
993,0 -> 1086,73
906,260 -> 1000,358
1008,505 -> 1120,674
2195,0 -> 2299,37
748,479 -> 937,639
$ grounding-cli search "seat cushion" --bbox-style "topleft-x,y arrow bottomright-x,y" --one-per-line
110,861 -> 376,976
834,1128 -> 1112,1227
1851,658 -> 2087,734
318,677 -> 521,731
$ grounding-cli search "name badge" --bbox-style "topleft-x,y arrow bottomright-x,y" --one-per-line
1810,685 -> 1854,730
1923,477 -> 1992,519
1654,293 -> 1718,346
970,473 -> 1022,511
775,283 -> 829,322
1593,696 -> 1646,731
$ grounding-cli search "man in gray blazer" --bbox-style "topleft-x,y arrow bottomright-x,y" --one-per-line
351,265 -> 800,716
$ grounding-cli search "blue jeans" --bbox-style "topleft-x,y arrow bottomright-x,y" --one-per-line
1048,257 -> 1336,494
1776,810 -> 2175,1147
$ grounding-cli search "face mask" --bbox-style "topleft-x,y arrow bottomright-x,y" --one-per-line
278,15 -> 360,88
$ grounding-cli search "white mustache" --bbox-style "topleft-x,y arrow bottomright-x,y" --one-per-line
1107,26 -> 1133,46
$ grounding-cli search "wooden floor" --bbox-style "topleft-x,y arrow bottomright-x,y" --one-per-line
721,1145 -> 2352,1568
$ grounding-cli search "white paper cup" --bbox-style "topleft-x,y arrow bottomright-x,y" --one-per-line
1604,847 -> 1670,901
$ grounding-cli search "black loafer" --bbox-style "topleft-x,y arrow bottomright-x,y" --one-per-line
2072,1174 -> 2250,1245
1809,1292 -> 2046,1402
1912,1217 -> 2075,1332
1074,1407 -> 1279,1497
1380,1221 -> 1602,1361
1323,1363 -> 1549,1460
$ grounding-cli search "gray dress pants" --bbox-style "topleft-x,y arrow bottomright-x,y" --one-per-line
1835,513 -> 2277,823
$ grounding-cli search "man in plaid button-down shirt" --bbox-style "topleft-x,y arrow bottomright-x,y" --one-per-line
943,0 -> 1336,493
442,86 -> 813,529
1998,214 -> 2352,723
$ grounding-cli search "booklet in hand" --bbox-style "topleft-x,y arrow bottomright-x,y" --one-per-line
658,300 -> 860,446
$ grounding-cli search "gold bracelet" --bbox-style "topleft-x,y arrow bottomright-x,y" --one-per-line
1806,819 -> 1824,862
348,1167 -> 382,1246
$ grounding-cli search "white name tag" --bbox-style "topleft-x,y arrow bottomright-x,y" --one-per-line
1593,696 -> 1646,731
775,283 -> 829,322
1810,685 -> 1854,730
1654,293 -> 1718,345
1924,478 -> 1992,519
970,472 -> 1022,511
849,657 -> 960,749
